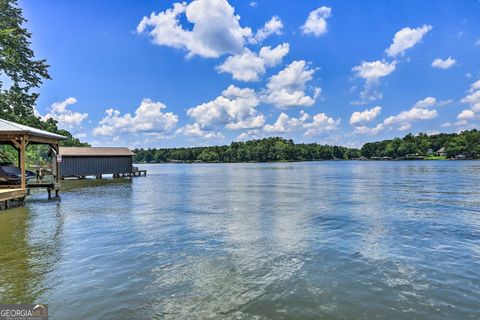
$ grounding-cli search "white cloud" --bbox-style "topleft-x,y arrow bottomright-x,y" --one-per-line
93,99 -> 178,136
432,57 -> 456,69
397,123 -> 412,131
413,96 -> 436,108
42,97 -> 88,130
475,39 -> 480,46
263,60 -> 318,108
176,123 -> 223,139
137,0 -> 252,58
186,85 -> 264,130
352,60 -> 396,104
304,113 -> 340,136
236,131 -> 256,141
461,80 -> 480,112
263,110 -> 339,136
217,43 -> 289,81
353,123 -> 385,135
457,109 -> 475,120
264,111 -> 309,133
251,16 -> 283,44
353,99 -> 438,135
349,106 -> 382,125
301,6 -> 332,37
353,60 -> 397,84
386,24 -> 432,57
468,79 -> 480,93
249,1 -> 257,8
383,107 -> 437,126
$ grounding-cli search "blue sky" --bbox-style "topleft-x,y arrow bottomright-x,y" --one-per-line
20,0 -> 480,148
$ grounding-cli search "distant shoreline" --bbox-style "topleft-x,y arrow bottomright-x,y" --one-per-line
133,131 -> 480,164
136,158 -> 476,164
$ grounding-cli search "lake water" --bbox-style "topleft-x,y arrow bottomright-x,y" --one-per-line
0,161 -> 479,319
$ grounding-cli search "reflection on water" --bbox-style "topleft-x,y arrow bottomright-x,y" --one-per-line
0,161 -> 480,319
0,203 -> 63,304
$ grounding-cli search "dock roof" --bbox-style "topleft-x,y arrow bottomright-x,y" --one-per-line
0,118 -> 67,140
59,147 -> 135,157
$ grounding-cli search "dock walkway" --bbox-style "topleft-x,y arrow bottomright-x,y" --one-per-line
0,188 -> 27,210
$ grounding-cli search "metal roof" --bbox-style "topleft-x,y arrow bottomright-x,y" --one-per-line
0,118 -> 67,140
59,147 -> 135,157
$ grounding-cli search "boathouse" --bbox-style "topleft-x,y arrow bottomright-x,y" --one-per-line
0,118 -> 66,209
59,147 -> 135,178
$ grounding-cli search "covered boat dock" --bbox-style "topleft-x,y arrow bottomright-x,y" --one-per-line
59,147 -> 138,179
0,118 -> 66,209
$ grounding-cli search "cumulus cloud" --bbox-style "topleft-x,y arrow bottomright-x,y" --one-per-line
263,110 -> 339,136
304,113 -> 341,136
264,111 -> 309,133
352,60 -> 396,104
42,97 -> 88,130
411,96 -> 451,109
93,99 -> 178,136
468,79 -> 480,93
457,109 -> 475,120
461,80 -> 480,112
137,0 -> 252,58
251,16 -> 283,44
383,107 -> 437,127
413,96 -> 436,108
353,99 -> 438,135
457,80 -> 480,127
217,43 -> 289,81
263,60 -> 318,108
353,60 -> 397,84
353,123 -> 385,135
176,123 -> 224,139
349,106 -> 381,125
186,85 -> 264,130
432,57 -> 456,69
301,6 -> 332,37
236,129 -> 260,141
386,25 -> 432,57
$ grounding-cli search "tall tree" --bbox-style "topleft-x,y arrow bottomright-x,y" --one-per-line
0,0 -> 50,125
0,0 -> 89,146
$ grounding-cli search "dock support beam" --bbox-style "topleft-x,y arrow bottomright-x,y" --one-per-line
20,137 -> 26,189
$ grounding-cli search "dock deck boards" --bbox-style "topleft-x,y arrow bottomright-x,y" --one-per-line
0,188 -> 27,200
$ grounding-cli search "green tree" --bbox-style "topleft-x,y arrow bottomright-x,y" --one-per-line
0,0 -> 88,146
445,135 -> 468,158
0,0 -> 50,123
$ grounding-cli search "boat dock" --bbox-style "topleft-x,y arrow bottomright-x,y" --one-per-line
28,181 -> 61,199
0,188 -> 27,210
59,147 -> 146,179
0,119 -> 66,210
132,166 -> 147,177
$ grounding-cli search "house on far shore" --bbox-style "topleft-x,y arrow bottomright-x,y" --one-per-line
435,147 -> 446,157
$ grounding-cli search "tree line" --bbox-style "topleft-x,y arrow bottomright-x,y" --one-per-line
361,130 -> 480,159
134,130 -> 480,163
134,137 -> 361,163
